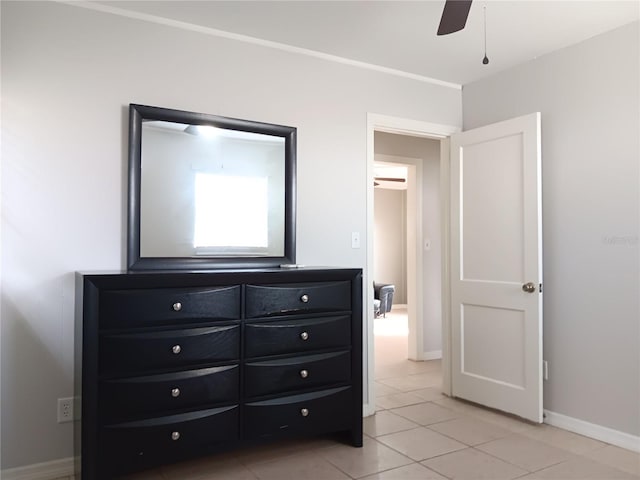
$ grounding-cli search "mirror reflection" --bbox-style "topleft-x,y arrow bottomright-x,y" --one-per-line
140,121 -> 285,258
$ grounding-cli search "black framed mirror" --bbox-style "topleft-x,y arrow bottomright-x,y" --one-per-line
127,104 -> 296,270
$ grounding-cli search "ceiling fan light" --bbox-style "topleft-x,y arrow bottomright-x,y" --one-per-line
184,125 -> 219,137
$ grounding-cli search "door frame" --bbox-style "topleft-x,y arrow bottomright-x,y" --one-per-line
365,113 -> 460,416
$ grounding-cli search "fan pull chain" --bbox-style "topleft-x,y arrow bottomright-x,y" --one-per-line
482,5 -> 489,65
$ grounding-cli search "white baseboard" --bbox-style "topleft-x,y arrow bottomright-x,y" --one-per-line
422,350 -> 442,361
544,410 -> 640,452
363,402 -> 376,417
1,457 -> 74,480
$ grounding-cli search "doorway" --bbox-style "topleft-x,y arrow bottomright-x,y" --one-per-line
373,155 -> 420,363
367,112 -> 544,424
372,159 -> 412,385
365,113 -> 460,416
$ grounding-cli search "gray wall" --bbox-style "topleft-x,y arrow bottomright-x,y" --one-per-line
374,188 -> 407,303
0,1 -> 461,469
374,133 -> 442,355
463,22 -> 639,436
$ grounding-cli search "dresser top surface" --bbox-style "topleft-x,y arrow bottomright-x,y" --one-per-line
77,267 -> 363,289
78,266 -> 361,276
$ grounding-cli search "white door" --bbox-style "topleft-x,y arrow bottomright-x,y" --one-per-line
450,112 -> 543,423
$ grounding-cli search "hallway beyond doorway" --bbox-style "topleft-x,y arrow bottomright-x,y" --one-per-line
374,306 -> 443,406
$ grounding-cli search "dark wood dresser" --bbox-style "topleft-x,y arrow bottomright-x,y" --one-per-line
75,268 -> 362,479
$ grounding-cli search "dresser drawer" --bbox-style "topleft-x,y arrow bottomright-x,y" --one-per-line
100,324 -> 240,375
245,351 -> 350,397
245,315 -> 350,357
245,282 -> 350,318
101,406 -> 238,472
100,286 -> 241,328
101,365 -> 239,420
244,386 -> 352,440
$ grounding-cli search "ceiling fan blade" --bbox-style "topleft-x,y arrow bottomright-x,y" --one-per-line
437,0 -> 472,35
374,177 -> 406,182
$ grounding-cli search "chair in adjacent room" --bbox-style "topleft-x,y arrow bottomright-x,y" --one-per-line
373,282 -> 395,317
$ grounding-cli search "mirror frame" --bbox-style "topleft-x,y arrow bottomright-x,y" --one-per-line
127,104 -> 296,271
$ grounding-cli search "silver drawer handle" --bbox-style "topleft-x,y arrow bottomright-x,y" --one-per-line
300,331 -> 309,341
172,345 -> 181,354
300,408 -> 309,417
300,294 -> 309,303
299,369 -> 309,379
172,302 -> 182,312
171,431 -> 180,441
171,388 -> 180,398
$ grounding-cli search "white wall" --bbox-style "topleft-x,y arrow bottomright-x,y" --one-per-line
374,188 -> 407,303
463,22 -> 639,437
374,134 -> 442,356
0,1 -> 461,469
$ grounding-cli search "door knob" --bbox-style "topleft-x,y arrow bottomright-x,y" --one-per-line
522,282 -> 536,293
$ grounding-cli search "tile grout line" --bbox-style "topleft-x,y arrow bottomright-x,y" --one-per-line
359,434 -> 458,480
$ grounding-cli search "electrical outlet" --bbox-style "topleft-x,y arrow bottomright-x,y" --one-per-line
58,397 -> 74,423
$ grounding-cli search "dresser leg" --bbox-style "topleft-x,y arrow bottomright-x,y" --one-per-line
351,428 -> 363,447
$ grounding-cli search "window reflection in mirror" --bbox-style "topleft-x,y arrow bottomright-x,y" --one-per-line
193,174 -> 269,253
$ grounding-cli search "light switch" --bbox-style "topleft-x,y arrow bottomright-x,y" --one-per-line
351,232 -> 360,249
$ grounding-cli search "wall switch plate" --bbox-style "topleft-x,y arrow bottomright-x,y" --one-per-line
57,397 -> 74,423
351,232 -> 360,249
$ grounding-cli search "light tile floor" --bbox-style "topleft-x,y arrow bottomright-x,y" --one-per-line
66,308 -> 639,480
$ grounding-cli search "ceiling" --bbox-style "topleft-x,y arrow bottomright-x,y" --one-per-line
94,0 -> 639,85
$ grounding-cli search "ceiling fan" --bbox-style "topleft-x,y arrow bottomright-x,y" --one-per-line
437,0 -> 489,64
437,0 -> 473,35
374,177 -> 406,187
